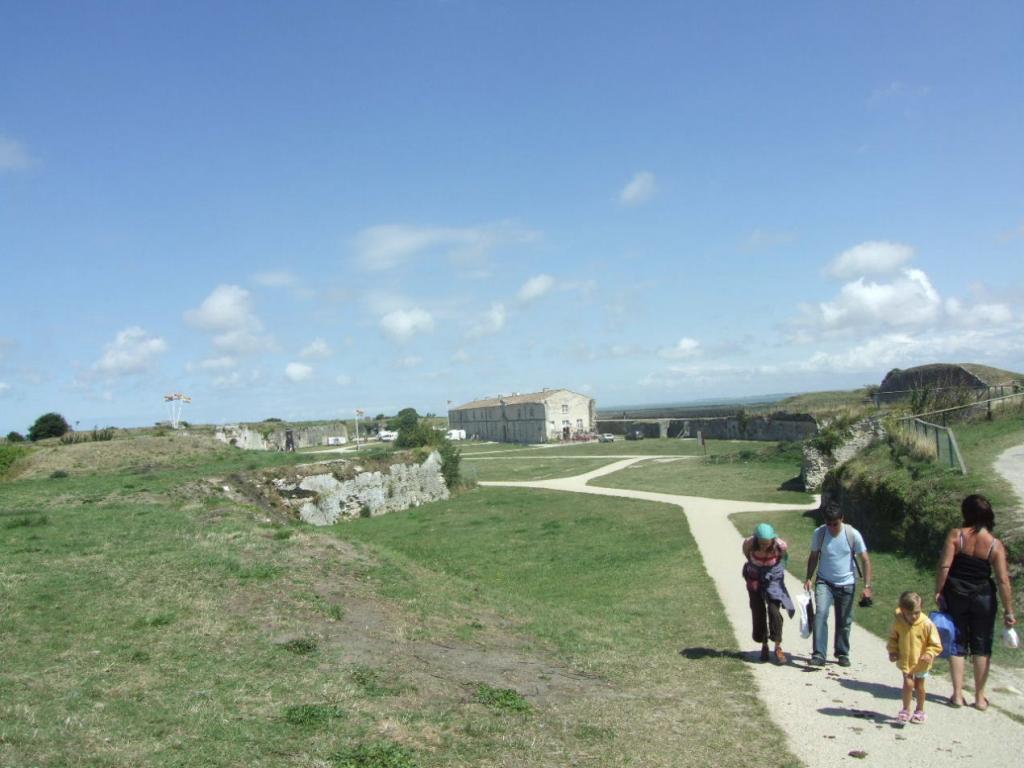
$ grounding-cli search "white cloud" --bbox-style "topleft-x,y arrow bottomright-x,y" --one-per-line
285,362 -> 314,382
451,349 -> 470,364
945,298 -> 1013,327
335,374 -> 353,386
252,271 -> 297,287
517,274 -> 555,303
93,327 -> 167,376
184,284 -> 270,353
467,303 -> 506,338
619,171 -> 657,206
397,356 -> 423,369
814,268 -> 941,330
352,222 -> 539,271
826,241 -> 914,279
213,372 -> 241,389
379,308 -> 434,341
301,338 -> 331,358
0,381 -> 10,397
0,135 -> 32,171
659,337 -> 702,359
198,356 -> 237,370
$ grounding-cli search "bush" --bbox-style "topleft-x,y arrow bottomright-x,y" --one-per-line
0,444 -> 28,476
6,431 -> 25,443
28,412 -> 70,441
394,422 -> 442,449
438,439 -> 461,489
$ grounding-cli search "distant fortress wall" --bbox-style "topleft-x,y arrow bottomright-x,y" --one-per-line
596,412 -> 818,442
215,422 -> 349,451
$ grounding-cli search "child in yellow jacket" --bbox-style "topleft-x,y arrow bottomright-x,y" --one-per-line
887,591 -> 943,724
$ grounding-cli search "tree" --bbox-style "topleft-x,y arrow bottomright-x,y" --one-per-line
28,412 -> 70,442
6,431 -> 25,443
388,407 -> 420,433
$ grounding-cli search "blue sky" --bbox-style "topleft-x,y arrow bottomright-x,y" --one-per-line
2,1 -> 1022,433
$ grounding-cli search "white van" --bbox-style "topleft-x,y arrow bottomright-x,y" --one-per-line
446,429 -> 466,440
378,429 -> 398,442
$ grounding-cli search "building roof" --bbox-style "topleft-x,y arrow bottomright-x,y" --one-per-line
450,388 -> 590,411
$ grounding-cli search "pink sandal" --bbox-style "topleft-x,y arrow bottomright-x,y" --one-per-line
910,710 -> 927,724
897,709 -> 910,723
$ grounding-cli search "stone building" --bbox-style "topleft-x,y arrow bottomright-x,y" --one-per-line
448,388 -> 596,443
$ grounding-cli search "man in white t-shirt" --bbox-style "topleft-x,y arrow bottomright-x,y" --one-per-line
804,500 -> 874,667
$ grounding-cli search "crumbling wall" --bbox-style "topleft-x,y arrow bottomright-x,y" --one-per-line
800,419 -> 885,491
215,422 -> 349,451
271,451 -> 449,526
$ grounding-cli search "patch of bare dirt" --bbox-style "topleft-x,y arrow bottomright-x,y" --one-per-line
227,525 -> 619,714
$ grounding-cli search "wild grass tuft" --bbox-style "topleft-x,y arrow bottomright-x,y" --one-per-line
472,683 -> 532,713
281,636 -> 319,655
330,740 -> 417,768
282,702 -> 346,727
350,664 -> 410,697
3,514 -> 49,529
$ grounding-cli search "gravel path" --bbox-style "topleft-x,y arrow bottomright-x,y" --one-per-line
481,456 -> 1024,767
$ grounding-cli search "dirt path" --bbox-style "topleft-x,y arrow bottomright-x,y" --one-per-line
994,442 -> 1024,537
481,457 -> 1024,767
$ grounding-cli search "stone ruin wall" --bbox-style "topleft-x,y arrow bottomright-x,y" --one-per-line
596,413 -> 819,442
800,418 -> 886,492
259,451 -> 449,526
215,422 -> 349,451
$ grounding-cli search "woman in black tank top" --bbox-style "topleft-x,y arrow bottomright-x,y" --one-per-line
935,495 -> 1017,710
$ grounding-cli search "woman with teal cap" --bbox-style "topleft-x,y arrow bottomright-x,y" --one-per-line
742,522 -> 795,663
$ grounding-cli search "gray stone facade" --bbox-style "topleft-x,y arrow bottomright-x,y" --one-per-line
449,388 -> 595,443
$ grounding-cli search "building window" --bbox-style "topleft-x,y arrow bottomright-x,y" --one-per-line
576,419 -> 583,431
561,404 -> 569,414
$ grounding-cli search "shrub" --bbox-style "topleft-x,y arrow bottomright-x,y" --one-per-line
394,422 -> 442,449
49,470 -> 69,479
5,431 -> 25,443
438,439 -> 461,489
0,444 -> 28,476
28,412 -> 70,441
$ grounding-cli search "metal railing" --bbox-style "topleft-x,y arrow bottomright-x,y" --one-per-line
893,391 -> 1024,475
905,418 -> 968,475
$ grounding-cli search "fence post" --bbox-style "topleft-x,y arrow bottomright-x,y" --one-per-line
935,430 -> 941,461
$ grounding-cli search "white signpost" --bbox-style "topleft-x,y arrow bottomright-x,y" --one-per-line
164,392 -> 192,429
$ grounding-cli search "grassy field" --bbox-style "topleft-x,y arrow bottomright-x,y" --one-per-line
590,448 -> 812,504
0,433 -> 799,768
461,455 -> 620,482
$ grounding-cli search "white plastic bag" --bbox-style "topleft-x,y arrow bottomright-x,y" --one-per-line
797,592 -> 812,639
1004,627 -> 1020,649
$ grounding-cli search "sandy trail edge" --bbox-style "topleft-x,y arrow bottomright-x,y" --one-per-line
481,456 -> 1024,767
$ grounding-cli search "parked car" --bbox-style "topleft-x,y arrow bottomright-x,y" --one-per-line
378,429 -> 398,442
624,429 -> 645,440
598,433 -> 616,442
